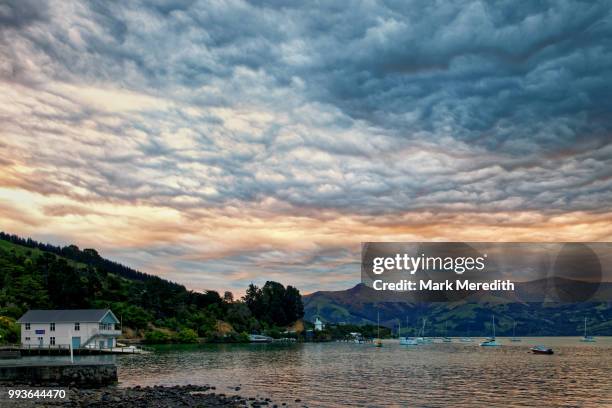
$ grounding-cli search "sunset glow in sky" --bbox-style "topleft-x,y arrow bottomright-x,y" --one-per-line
1,1 -> 611,294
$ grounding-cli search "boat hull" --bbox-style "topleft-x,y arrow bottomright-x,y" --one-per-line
531,347 -> 554,354
400,337 -> 419,346
479,340 -> 501,347
531,349 -> 553,354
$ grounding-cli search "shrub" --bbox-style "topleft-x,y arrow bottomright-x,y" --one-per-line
144,329 -> 171,344
176,328 -> 198,343
0,316 -> 20,344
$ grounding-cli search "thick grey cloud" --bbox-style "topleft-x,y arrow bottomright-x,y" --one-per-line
1,0 -> 612,216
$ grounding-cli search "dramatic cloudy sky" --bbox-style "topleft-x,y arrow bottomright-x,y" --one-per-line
1,0 -> 611,295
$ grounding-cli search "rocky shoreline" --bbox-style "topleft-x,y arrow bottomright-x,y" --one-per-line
31,384 -> 304,408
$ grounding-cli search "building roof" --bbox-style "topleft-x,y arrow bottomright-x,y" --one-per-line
17,309 -> 118,324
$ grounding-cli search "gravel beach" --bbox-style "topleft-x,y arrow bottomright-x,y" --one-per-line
2,385 -> 300,408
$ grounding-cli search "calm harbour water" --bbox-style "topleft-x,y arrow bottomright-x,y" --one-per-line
13,337 -> 612,407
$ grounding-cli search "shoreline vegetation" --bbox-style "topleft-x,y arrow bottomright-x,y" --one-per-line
0,232 -> 393,345
0,232 -> 608,345
0,232 -> 309,345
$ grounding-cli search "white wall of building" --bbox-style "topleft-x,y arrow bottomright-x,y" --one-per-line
20,322 -> 117,348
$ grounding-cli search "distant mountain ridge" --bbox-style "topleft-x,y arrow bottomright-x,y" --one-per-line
303,281 -> 612,336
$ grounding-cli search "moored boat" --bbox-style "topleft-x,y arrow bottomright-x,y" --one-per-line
415,318 -> 432,344
580,317 -> 596,342
479,337 -> 501,347
510,319 -> 521,342
479,316 -> 501,347
248,334 -> 273,343
442,321 -> 452,342
374,311 -> 383,347
398,317 -> 419,345
531,345 -> 554,354
460,324 -> 473,342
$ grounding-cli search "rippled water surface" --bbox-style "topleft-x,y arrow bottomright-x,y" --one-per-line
111,337 -> 612,407
10,337 -> 611,407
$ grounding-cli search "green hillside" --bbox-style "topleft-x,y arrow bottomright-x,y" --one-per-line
0,233 -> 304,344
304,284 -> 612,336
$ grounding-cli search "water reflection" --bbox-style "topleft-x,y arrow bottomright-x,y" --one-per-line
8,338 -> 611,407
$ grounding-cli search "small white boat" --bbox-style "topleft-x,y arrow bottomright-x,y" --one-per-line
460,324 -> 473,342
398,318 -> 419,345
442,321 -> 452,342
400,337 -> 419,345
374,311 -> 383,347
580,317 -> 596,343
249,334 -> 273,343
510,319 -> 521,342
479,316 -> 501,347
415,318 -> 432,344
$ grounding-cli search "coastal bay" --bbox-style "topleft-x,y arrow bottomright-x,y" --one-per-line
7,338 -> 609,407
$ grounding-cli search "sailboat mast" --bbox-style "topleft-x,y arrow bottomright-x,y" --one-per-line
377,311 -> 380,338
492,315 -> 495,338
584,317 -> 587,337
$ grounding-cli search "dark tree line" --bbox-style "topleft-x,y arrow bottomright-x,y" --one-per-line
0,232 -> 305,342
244,281 -> 304,327
0,232 -> 171,284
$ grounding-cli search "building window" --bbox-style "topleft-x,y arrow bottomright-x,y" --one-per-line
50,323 -> 55,331
50,337 -> 56,346
74,322 -> 80,331
25,337 -> 30,341
25,323 -> 30,330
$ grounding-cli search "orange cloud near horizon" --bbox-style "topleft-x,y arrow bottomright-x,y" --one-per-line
1,184 -> 611,295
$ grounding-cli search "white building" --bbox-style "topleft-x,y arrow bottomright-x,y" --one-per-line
314,316 -> 325,331
17,309 -> 121,349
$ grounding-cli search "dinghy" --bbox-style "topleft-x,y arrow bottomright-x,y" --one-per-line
531,345 -> 554,355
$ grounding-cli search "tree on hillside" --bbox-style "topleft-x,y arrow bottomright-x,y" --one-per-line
244,281 -> 304,327
244,283 -> 263,317
284,285 -> 304,323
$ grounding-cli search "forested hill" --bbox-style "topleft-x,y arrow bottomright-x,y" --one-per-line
0,232 -> 172,285
0,232 -> 304,343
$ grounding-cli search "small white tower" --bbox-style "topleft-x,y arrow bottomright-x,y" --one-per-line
314,316 -> 324,331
